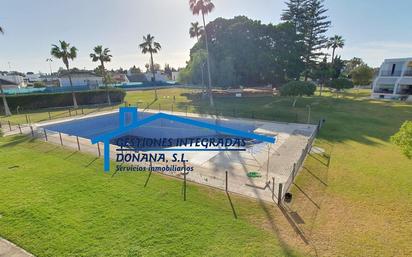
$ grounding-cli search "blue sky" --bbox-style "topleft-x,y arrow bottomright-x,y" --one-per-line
1,0 -> 411,73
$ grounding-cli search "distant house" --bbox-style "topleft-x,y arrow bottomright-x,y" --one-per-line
372,58 -> 412,100
126,74 -> 147,83
0,78 -> 19,90
144,71 -> 168,82
171,71 -> 180,81
0,73 -> 26,87
59,71 -> 103,88
26,72 -> 42,83
110,73 -> 129,83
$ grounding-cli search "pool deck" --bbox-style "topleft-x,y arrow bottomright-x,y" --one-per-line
0,238 -> 34,257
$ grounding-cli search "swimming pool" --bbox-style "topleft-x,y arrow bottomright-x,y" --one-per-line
42,111 -> 258,143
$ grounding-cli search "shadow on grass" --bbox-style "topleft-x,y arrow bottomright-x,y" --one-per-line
226,192 -> 238,219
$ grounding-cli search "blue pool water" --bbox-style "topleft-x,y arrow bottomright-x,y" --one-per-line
42,112 -> 257,142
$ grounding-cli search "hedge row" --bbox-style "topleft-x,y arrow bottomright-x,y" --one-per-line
1,89 -> 126,110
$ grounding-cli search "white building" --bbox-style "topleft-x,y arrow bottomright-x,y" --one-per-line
0,78 -> 19,90
171,71 -> 180,81
144,71 -> 168,82
0,74 -> 25,87
26,72 -> 42,83
59,71 -> 103,88
372,58 -> 412,100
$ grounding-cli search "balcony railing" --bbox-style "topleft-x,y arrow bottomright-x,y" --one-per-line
380,70 -> 402,76
403,70 -> 412,76
374,89 -> 394,94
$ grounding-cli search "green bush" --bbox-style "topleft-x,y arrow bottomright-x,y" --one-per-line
280,81 -> 316,107
2,89 -> 125,110
280,81 -> 316,97
329,78 -> 354,91
33,81 -> 46,88
391,121 -> 412,159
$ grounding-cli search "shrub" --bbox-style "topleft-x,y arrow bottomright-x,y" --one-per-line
33,81 -> 46,88
328,78 -> 354,97
280,81 -> 316,107
391,121 -> 412,159
1,89 -> 126,111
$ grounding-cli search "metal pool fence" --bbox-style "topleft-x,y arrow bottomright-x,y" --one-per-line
0,107 -> 321,205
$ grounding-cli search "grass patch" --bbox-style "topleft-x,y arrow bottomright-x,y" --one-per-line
0,136 -> 302,257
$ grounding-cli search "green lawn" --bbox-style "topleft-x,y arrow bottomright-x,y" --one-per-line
0,136 -> 301,257
1,88 -> 412,256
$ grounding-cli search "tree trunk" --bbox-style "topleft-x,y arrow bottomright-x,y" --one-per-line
292,97 -> 297,107
319,83 -> 323,96
0,85 -> 11,116
332,48 -> 336,63
68,73 -> 78,109
202,12 -> 214,107
150,52 -> 156,82
197,34 -> 205,96
101,61 -> 111,105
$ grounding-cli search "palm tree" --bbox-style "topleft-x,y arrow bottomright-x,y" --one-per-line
139,34 -> 161,82
189,0 -> 215,107
51,40 -> 79,108
0,26 -> 12,116
189,22 -> 204,41
189,22 -> 206,94
327,35 -> 345,63
90,45 -> 113,105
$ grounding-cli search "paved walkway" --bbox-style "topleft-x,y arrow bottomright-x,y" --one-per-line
0,238 -> 34,257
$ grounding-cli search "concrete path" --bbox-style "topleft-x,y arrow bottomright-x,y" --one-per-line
0,238 -> 34,257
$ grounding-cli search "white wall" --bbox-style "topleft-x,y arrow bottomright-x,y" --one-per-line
59,76 -> 103,87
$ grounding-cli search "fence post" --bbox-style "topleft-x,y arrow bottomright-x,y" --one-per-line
278,183 -> 283,205
75,109 -> 78,116
171,104 -> 174,114
183,161 -> 187,201
272,177 -> 275,199
25,114 -> 29,124
18,124 -> 22,134
69,109 -> 72,117
44,129 -> 48,141
59,132 -> 63,146
76,136 -> 81,151
30,126 -> 34,137
225,170 -> 228,192
8,121 -> 11,131
0,120 -> 2,129
97,142 -> 101,157
292,163 -> 296,181
48,111 -> 51,120
81,108 -> 84,115
186,106 -> 188,117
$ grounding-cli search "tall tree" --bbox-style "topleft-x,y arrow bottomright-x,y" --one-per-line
189,0 -> 215,107
282,0 -> 331,80
326,35 -> 345,62
189,22 -> 206,93
281,0 -> 307,34
301,0 -> 331,80
0,26 -> 12,116
51,40 -> 79,108
189,22 -> 204,40
139,34 -> 161,82
90,45 -> 113,105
